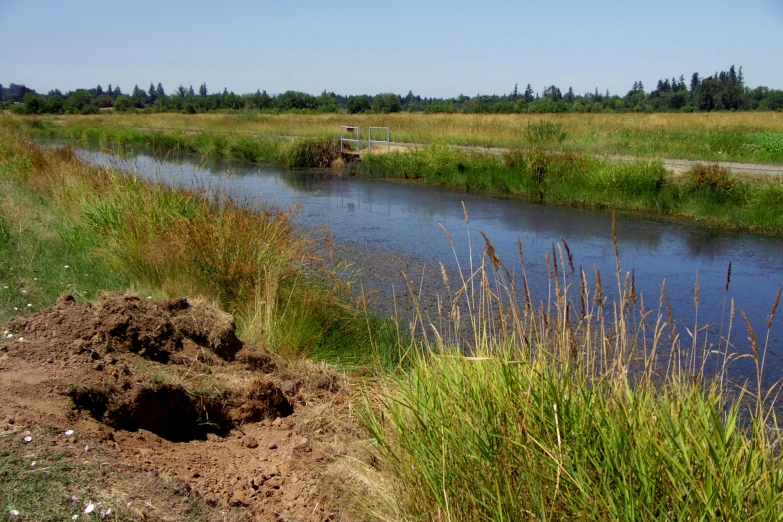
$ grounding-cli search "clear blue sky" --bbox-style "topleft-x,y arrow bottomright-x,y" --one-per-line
1,0 -> 781,98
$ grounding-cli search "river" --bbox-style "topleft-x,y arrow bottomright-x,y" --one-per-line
72,145 -> 783,386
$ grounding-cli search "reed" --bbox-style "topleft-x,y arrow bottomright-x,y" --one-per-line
363,211 -> 783,521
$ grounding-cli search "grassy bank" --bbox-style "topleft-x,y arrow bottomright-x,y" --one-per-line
0,120 -> 399,368
355,145 -> 783,235
20,111 -> 783,164
16,113 -> 783,236
5,117 -> 783,519
364,222 -> 783,520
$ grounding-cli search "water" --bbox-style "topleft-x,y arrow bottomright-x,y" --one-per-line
73,145 -> 783,384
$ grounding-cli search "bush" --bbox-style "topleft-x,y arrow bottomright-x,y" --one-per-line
525,121 -> 568,143
278,138 -> 340,169
686,163 -> 746,203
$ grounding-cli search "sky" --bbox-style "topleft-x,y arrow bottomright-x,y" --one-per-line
1,0 -> 782,98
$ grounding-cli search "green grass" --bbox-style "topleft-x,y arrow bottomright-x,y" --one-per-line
0,166 -> 130,326
354,146 -> 783,235
0,120 -> 401,369
363,221 -> 783,521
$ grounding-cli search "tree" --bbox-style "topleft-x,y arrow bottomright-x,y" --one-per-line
107,84 -> 113,97
63,90 -> 92,113
131,85 -> 146,107
199,83 -> 208,96
346,95 -> 371,114
371,93 -> 401,113
22,92 -> 44,114
523,84 -> 534,103
148,82 -> 157,103
113,95 -> 133,112
156,83 -> 165,97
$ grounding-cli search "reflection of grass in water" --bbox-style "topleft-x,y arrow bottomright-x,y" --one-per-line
364,209 -> 783,520
355,145 -> 783,235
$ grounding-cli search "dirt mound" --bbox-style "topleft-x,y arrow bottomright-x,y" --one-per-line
4,292 -> 288,441
7,293 -> 242,363
0,292 -> 369,521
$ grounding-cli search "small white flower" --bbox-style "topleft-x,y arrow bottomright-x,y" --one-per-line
84,445 -> 89,452
13,307 -> 18,311
72,515 -> 79,520
100,508 -> 112,517
26,303 -> 32,307
65,429 -> 74,437
147,296 -> 152,299
2,285 -> 7,289
84,502 -> 95,514
21,290 -> 26,294
33,278 -> 37,281
6,333 -> 13,339
64,265 -> 69,269
30,461 -> 36,467
17,337 -> 24,342
23,435 -> 32,443
9,509 -> 19,516
3,330 -> 7,335
71,495 -> 80,504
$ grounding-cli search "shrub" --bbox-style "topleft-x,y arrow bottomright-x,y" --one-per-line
525,121 -> 568,143
686,163 -> 746,203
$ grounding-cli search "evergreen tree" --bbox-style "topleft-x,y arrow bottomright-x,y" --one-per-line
512,83 -> 518,100
199,83 -> 208,96
690,72 -> 700,91
523,84 -> 534,103
107,84 -> 113,97
188,86 -> 195,96
148,82 -> 156,103
156,83 -> 165,97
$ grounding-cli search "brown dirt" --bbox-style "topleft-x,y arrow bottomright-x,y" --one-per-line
0,292 -> 374,521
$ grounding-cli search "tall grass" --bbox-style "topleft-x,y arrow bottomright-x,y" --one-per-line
364,210 -> 783,520
22,111 -> 783,163
356,145 -> 783,234
0,120 -> 400,367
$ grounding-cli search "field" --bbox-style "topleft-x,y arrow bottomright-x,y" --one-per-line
3,117 -> 783,520
24,110 -> 783,163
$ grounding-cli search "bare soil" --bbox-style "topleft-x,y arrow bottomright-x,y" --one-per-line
0,293 -> 373,521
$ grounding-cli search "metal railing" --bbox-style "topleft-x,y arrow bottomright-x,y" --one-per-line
340,125 -> 360,154
368,126 -> 391,154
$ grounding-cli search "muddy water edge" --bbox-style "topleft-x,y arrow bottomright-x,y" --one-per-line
65,143 -> 783,388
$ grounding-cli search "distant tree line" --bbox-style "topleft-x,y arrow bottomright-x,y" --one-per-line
3,66 -> 782,116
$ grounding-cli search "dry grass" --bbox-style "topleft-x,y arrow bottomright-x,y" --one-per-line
36,111 -> 783,145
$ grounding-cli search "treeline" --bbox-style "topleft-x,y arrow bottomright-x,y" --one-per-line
3,66 -> 782,115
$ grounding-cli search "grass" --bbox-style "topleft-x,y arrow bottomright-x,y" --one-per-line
0,118 -> 401,369
6,114 -> 783,519
355,145 -> 783,235
19,111 -> 783,164
0,158 -> 130,326
363,212 -> 783,521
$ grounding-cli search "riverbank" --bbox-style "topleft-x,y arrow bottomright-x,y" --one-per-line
17,114 -> 783,236
3,121 -> 783,520
19,111 -> 783,164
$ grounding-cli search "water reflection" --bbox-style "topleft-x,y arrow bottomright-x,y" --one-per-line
71,144 -> 783,385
